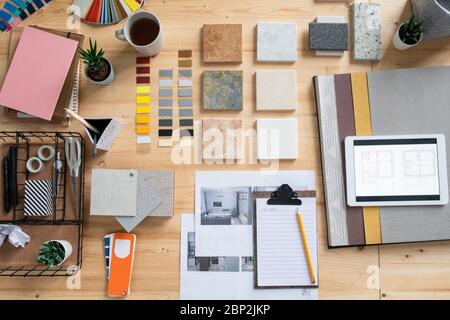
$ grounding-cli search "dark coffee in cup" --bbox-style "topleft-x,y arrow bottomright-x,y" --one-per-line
129,18 -> 160,46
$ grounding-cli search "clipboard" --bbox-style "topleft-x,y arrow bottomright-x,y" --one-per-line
253,184 -> 318,289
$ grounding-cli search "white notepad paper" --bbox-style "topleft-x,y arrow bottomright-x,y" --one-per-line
255,197 -> 318,287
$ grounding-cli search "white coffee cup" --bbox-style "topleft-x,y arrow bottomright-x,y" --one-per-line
115,11 -> 164,56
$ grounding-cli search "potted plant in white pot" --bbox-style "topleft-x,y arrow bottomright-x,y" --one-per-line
393,15 -> 425,50
37,240 -> 72,267
79,38 -> 115,85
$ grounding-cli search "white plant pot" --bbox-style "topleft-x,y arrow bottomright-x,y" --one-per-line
45,240 -> 73,267
392,23 -> 423,50
84,57 -> 115,85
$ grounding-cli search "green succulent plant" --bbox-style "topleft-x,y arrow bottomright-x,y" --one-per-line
401,15 -> 425,45
78,38 -> 106,72
37,241 -> 65,267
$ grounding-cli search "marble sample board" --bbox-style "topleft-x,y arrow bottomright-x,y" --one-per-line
257,118 -> 298,160
203,71 -> 243,111
309,23 -> 348,51
115,171 -> 174,232
257,22 -> 297,62
351,2 -> 381,61
202,118 -> 243,160
256,70 -> 297,110
314,65 -> 450,248
202,24 -> 242,63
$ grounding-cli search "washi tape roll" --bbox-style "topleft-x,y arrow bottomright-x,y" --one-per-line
37,145 -> 55,161
26,157 -> 44,173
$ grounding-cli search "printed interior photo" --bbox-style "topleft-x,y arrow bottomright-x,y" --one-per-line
200,187 -> 253,225
241,257 -> 253,272
187,232 -> 239,272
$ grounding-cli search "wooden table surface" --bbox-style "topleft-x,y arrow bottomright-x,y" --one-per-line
1,0 -> 450,300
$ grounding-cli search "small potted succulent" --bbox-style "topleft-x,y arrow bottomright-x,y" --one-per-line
393,15 -> 425,50
37,240 -> 72,267
79,38 -> 115,85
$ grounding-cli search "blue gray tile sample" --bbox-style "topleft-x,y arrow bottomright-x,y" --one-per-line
159,69 -> 173,77
351,2 -> 381,61
257,22 -> 297,62
179,69 -> 192,78
202,71 -> 243,111
159,89 -> 173,97
309,23 -> 348,50
159,109 -> 173,116
179,89 -> 192,97
179,109 -> 193,117
179,99 -> 193,107
159,99 -> 173,107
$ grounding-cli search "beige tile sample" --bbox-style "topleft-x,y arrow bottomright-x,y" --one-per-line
202,118 -> 244,160
90,169 -> 137,216
257,118 -> 298,160
256,70 -> 297,110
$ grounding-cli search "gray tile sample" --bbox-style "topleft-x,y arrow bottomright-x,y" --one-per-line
179,79 -> 193,87
351,3 -> 381,61
368,66 -> 450,243
179,109 -> 193,117
159,99 -> 173,107
257,22 -> 297,62
159,109 -> 173,116
159,89 -> 173,97
159,69 -> 173,77
179,99 -> 193,107
309,23 -> 348,50
315,16 -> 345,56
179,69 -> 192,78
178,89 -> 193,97
159,119 -> 173,127
203,71 -> 243,111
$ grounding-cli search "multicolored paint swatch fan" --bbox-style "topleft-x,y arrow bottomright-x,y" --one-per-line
70,0 -> 144,25
0,0 -> 52,32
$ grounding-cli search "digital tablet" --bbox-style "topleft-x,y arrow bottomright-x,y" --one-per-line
345,135 -> 448,207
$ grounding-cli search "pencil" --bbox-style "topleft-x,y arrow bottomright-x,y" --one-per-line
296,209 -> 316,284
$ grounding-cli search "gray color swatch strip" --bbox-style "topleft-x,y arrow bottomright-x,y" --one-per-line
159,69 -> 173,77
159,80 -> 173,87
159,109 -> 173,116
179,108 -> 193,117
178,89 -> 192,97
179,69 -> 192,78
159,119 -> 173,127
159,89 -> 173,97
180,119 -> 194,127
179,99 -> 193,107
159,99 -> 173,107
179,79 -> 193,87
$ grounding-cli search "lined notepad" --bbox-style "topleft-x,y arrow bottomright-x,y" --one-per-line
255,197 -> 318,287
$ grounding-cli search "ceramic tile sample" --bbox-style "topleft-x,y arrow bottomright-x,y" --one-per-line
309,23 -> 348,50
90,169 -> 138,216
203,71 -> 243,111
202,24 -> 242,63
351,2 -> 381,61
257,118 -> 298,160
202,118 -> 244,160
315,16 -> 345,56
256,70 -> 297,110
179,89 -> 192,97
257,22 -> 297,62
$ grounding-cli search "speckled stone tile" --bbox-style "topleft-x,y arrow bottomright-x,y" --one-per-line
351,2 -> 381,61
315,16 -> 345,56
256,70 -> 297,110
257,22 -> 297,62
202,118 -> 244,160
203,24 -> 243,63
203,71 -> 243,111
309,23 -> 348,50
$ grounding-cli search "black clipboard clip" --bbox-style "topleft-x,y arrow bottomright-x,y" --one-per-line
267,184 -> 302,206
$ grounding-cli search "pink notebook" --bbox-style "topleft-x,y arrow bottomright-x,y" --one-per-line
0,26 -> 78,121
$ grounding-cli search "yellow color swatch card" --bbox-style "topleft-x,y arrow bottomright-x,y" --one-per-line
136,96 -> 151,104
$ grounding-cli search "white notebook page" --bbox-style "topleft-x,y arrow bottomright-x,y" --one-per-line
256,198 -> 318,287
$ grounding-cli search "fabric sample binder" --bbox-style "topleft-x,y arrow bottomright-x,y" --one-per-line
314,65 -> 450,248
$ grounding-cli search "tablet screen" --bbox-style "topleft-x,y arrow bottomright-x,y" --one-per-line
353,138 -> 440,202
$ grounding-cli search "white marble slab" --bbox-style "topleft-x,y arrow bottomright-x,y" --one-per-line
257,22 -> 297,62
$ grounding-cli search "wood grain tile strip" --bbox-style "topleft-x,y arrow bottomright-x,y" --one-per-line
334,74 -> 365,246
351,72 -> 381,245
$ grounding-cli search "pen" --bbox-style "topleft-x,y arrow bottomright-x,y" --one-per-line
296,209 -> 316,284
3,156 -> 10,213
9,146 -> 18,206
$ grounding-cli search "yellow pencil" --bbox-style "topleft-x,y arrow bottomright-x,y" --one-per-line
296,209 -> 316,284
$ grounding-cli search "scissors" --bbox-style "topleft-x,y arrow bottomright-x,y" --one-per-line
53,151 -> 63,209
65,137 -> 82,216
